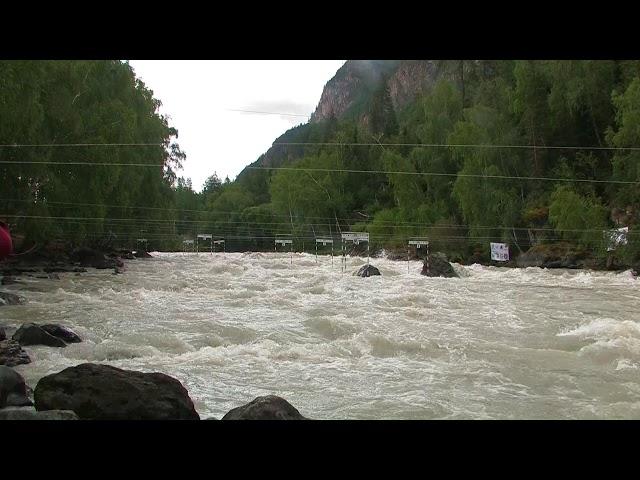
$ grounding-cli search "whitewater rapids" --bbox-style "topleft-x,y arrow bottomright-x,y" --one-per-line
2,252 -> 640,419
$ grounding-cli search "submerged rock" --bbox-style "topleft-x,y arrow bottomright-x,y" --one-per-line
70,247 -> 122,269
134,250 -> 153,259
0,340 -> 31,367
516,243 -> 589,269
421,253 -> 458,278
34,363 -> 200,420
0,292 -> 23,306
0,365 -> 33,408
40,324 -> 82,344
355,264 -> 381,277
12,323 -> 67,348
222,395 -> 308,420
0,407 -> 79,420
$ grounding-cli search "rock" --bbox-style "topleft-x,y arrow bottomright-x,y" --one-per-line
43,265 -> 82,273
516,243 -> 590,269
222,395 -> 308,420
0,340 -> 31,367
12,323 -> 67,348
0,292 -> 23,306
354,264 -> 381,277
421,252 -> 458,278
134,250 -> 153,258
0,407 -> 79,420
0,366 -> 33,408
34,363 -> 200,420
70,247 -> 120,269
0,327 -> 5,341
40,324 -> 82,344
1,276 -> 22,285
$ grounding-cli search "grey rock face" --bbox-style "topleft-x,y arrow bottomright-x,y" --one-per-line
0,365 -> 33,408
40,324 -> 82,344
34,363 -> 200,420
421,253 -> 458,278
0,340 -> 31,367
0,407 -> 79,420
355,264 -> 381,277
222,395 -> 308,420
0,292 -> 23,306
12,323 -> 67,348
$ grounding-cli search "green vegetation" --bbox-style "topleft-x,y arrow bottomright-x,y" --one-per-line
2,60 -> 640,264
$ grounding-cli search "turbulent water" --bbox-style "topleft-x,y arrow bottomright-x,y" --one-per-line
2,252 -> 640,419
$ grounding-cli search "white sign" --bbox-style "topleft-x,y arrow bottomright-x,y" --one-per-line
213,240 -> 225,244
197,234 -> 212,240
409,240 -> 429,247
490,242 -> 510,262
275,239 -> 292,245
342,232 -> 369,242
606,227 -> 628,251
316,238 -> 333,246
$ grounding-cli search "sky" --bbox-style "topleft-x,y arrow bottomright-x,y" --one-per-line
129,60 -> 346,192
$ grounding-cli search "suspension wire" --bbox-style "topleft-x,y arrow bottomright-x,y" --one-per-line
0,143 -> 164,148
2,213 -> 635,236
247,166 -> 640,185
0,161 -> 165,167
273,141 -> 640,152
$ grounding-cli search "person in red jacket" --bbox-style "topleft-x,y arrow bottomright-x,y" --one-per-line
0,221 -> 13,261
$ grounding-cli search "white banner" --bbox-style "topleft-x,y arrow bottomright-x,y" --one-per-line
275,239 -> 292,245
342,232 -> 369,242
606,227 -> 628,251
316,238 -> 333,245
197,234 -> 212,240
490,242 -> 509,262
408,240 -> 428,246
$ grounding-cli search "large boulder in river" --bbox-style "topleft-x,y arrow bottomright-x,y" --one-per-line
0,340 -> 31,367
34,363 -> 200,420
134,250 -> 153,258
0,292 -> 23,306
0,407 -> 79,420
12,323 -> 67,348
0,365 -> 33,408
222,395 -> 308,420
40,324 -> 82,344
70,247 -> 119,269
516,242 -> 589,269
354,264 -> 381,277
421,252 -> 458,278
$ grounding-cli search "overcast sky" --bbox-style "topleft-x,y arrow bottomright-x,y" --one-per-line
129,60 -> 345,192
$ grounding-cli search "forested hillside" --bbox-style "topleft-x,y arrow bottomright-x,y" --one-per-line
3,60 -> 640,266
0,60 -> 185,250
186,60 -> 640,265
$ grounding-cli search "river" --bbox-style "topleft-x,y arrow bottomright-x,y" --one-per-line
2,252 -> 640,419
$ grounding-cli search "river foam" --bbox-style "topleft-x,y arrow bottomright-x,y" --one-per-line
2,252 -> 639,419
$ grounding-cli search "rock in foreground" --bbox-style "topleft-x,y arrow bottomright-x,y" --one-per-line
0,327 -> 5,341
0,407 -> 79,420
0,366 -> 33,408
0,292 -> 23,306
34,363 -> 200,420
40,324 -> 82,344
421,253 -> 458,278
355,264 -> 381,277
0,340 -> 31,367
222,395 -> 308,420
12,323 -> 67,348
